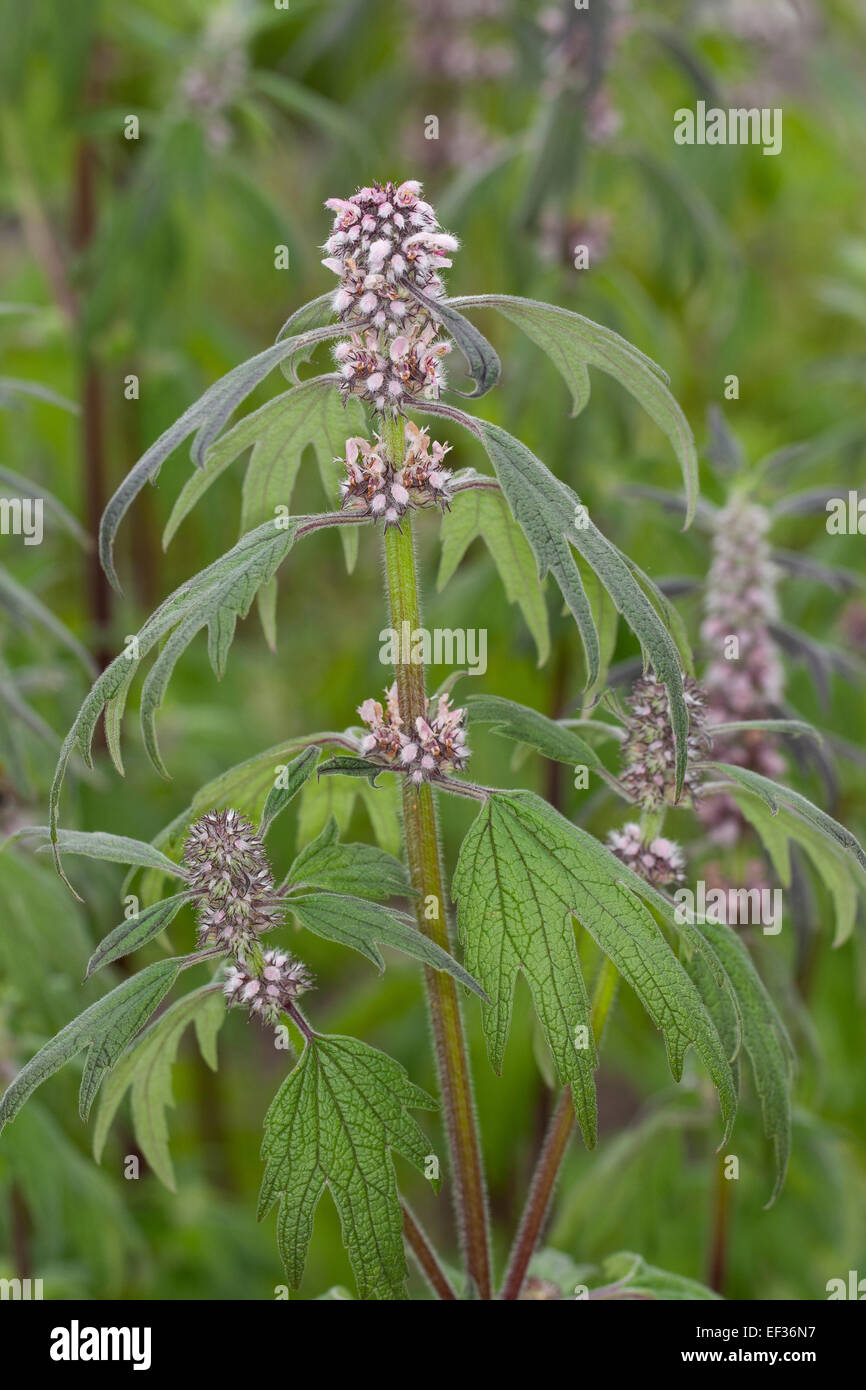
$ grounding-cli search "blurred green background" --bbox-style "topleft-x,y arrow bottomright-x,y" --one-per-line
1,0 -> 865,1300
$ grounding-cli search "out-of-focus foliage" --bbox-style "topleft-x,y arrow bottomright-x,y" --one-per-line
1,0 -> 865,1299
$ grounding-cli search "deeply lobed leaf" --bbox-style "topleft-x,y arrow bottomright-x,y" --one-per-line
453,791 -> 737,1147
93,986 -> 224,1190
0,958 -> 183,1129
449,293 -> 698,527
258,1033 -> 437,1299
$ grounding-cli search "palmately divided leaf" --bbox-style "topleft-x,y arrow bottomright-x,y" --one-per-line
50,518 -> 320,883
86,893 -> 190,978
423,405 -> 690,795
258,1033 -> 437,1299
450,294 -> 698,527
99,313 -> 351,590
163,376 -> 365,568
452,791 -> 736,1146
93,986 -> 224,1191
141,520 -> 305,775
287,815 -> 409,898
290,891 -> 485,998
466,693 -> 603,770
0,958 -> 183,1129
275,293 -> 345,381
437,485 -> 549,664
260,746 -> 320,835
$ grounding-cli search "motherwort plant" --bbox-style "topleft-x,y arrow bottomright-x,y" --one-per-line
630,421 -> 866,955
3,181 -> 865,1302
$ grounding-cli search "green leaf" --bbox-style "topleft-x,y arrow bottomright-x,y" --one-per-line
16,826 -> 188,878
103,658 -> 137,776
92,986 -> 224,1191
450,294 -> 698,527
452,791 -> 736,1146
274,293 -> 338,380
258,1033 -> 437,1299
708,762 -> 866,874
141,520 -> 305,773
189,737 -> 336,822
290,891 -> 484,997
622,553 -> 695,678
316,755 -> 386,785
466,693 -> 603,770
407,287 -> 500,398
730,788 -> 791,885
260,746 -> 320,835
99,316 -> 350,590
576,553 -> 619,701
287,816 -> 409,898
86,893 -> 190,978
437,486 -> 549,664
0,959 -> 183,1129
356,778 -> 403,858
730,787 -> 863,947
695,922 -> 794,1205
425,407 -> 690,795
291,764 -> 403,858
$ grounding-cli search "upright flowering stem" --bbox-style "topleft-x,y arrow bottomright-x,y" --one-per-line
381,413 -> 492,1300
500,955 -> 619,1301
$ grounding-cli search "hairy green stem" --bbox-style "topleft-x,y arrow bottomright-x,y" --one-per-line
381,413 -> 492,1300
639,806 -> 666,840
500,954 -> 620,1300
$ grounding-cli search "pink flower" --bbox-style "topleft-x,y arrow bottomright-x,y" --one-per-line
322,179 -> 457,415
356,685 -> 470,782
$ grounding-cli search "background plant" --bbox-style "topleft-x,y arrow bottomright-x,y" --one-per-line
1,0 -> 865,1301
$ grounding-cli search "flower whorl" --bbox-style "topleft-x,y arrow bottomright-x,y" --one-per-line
224,949 -> 313,1027
619,673 -> 709,809
607,822 -> 686,888
183,809 -> 278,959
339,421 -> 453,527
358,684 -> 470,783
323,180 -> 458,413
